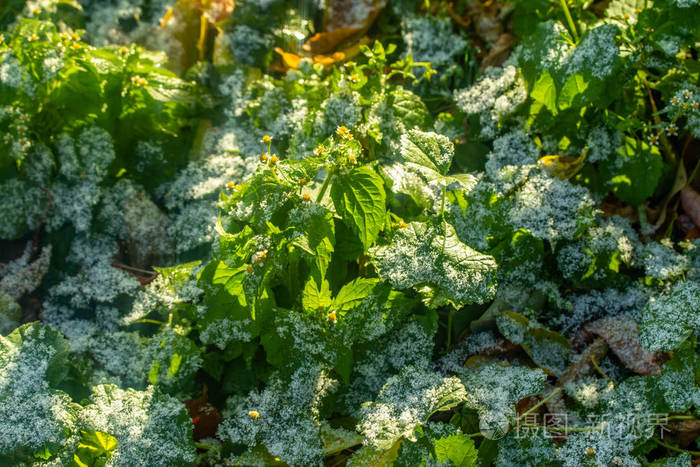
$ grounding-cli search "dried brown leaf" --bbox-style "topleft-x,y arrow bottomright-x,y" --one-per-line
681,186 -> 700,228
584,317 -> 665,375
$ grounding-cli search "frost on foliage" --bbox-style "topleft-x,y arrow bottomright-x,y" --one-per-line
401,15 -> 467,67
563,376 -> 613,409
143,328 -> 201,392
0,245 -> 51,300
316,91 -> 361,137
0,323 -> 77,455
640,280 -> 700,351
99,180 -> 172,267
342,320 -> 434,413
654,342 -> 700,413
641,241 -> 689,281
554,284 -> 649,334
437,330 -> 506,373
485,130 -> 540,193
90,331 -> 149,389
496,429 -> 556,467
508,171 -> 596,243
372,222 -> 497,307
48,128 -> 116,232
218,364 -> 337,467
357,366 -> 466,450
451,177 -> 512,251
0,178 -> 47,239
80,384 -> 196,467
454,65 -> 526,138
558,377 -> 656,467
587,126 -> 622,164
457,364 -> 546,430
562,24 -> 620,80
556,215 -> 640,282
46,234 -> 139,312
399,129 -> 454,175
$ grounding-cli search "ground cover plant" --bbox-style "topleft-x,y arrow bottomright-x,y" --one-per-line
0,0 -> 699,465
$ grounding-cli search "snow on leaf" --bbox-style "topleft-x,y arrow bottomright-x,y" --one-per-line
457,364 -> 546,429
357,366 -> 466,450
371,221 -> 497,307
640,280 -> 700,351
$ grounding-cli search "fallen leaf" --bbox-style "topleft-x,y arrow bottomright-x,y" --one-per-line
559,338 -> 608,386
274,47 -> 302,69
584,317 -> 665,375
303,0 -> 387,55
668,419 -> 700,447
681,186 -> 700,228
185,387 -> 222,441
480,32 -> 516,70
538,148 -> 588,181
304,27 -> 362,55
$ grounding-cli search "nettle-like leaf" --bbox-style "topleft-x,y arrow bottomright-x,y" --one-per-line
331,166 -> 386,252
218,364 -> 337,467
640,280 -> 700,351
73,430 -> 119,467
398,129 -> 453,176
79,384 -> 196,467
497,311 -> 573,376
457,364 -> 546,433
0,323 -> 78,459
371,222 -> 497,307
357,366 -> 467,451
433,433 -> 478,467
599,136 -> 663,206
653,341 -> 700,413
144,328 -> 202,392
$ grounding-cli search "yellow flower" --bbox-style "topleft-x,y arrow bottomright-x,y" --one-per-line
246,265 -> 254,274
28,34 -> 38,42
259,153 -> 268,162
298,177 -> 307,186
313,145 -> 325,156
248,410 -> 260,419
301,193 -> 311,202
348,155 -> 357,165
336,126 -> 352,139
327,311 -> 337,323
269,155 -> 279,165
262,135 -> 272,144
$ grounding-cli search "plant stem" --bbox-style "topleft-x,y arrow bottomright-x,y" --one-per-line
316,169 -> 333,203
517,387 -> 563,422
653,438 -> 700,456
560,0 -> 580,43
446,309 -> 455,351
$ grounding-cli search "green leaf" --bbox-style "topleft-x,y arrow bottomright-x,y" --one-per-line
331,166 -> 387,251
301,207 -> 335,279
531,70 -> 558,115
600,136 -> 663,206
302,276 -> 332,312
72,430 -> 118,467
333,278 -> 379,311
390,88 -> 432,130
399,129 -> 454,176
210,261 -> 248,302
558,73 -> 589,110
433,434 -> 478,467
